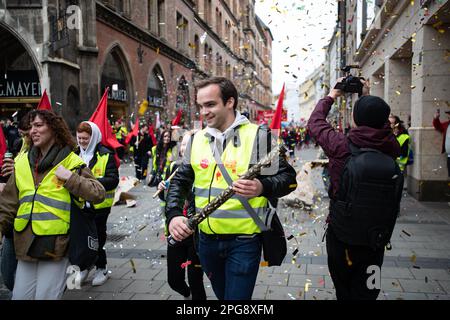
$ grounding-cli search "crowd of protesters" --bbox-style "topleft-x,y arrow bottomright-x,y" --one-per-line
0,74 -> 448,302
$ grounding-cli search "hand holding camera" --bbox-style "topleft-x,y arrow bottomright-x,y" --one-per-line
333,66 -> 367,97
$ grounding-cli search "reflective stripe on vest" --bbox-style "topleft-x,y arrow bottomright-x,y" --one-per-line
92,153 -> 116,210
191,123 -> 268,235
14,152 -> 85,236
396,133 -> 410,171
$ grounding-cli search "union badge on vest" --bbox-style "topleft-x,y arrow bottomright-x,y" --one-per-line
200,159 -> 209,169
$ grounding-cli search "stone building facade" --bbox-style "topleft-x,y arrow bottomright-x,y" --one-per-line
0,0 -> 272,129
326,0 -> 450,201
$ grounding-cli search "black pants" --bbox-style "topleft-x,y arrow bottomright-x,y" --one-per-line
167,237 -> 206,300
326,227 -> 384,300
447,156 -> 450,178
134,154 -> 150,180
94,211 -> 110,269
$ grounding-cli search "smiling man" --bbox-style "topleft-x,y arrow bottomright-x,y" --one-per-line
165,77 -> 297,300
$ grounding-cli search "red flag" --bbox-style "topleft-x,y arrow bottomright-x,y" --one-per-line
172,109 -> 182,126
125,118 -> 139,145
149,124 -> 157,146
270,83 -> 286,130
89,88 -> 122,167
0,125 -> 7,169
37,89 -> 52,111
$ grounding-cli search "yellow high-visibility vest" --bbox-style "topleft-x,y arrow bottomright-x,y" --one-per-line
396,133 -> 410,172
191,123 -> 268,235
91,152 -> 116,210
152,145 -> 173,180
14,151 -> 85,236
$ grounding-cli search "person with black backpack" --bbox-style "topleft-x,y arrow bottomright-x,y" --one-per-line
307,79 -> 404,300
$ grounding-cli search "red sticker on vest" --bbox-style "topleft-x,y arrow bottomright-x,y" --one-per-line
200,159 -> 209,169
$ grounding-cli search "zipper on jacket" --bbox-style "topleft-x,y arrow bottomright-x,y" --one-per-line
206,164 -> 218,235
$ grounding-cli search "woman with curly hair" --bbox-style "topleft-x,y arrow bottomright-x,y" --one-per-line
0,110 -> 106,300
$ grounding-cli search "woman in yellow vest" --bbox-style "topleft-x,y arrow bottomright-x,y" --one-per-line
149,129 -> 176,187
0,110 -> 105,300
76,121 -> 119,286
390,115 -> 411,172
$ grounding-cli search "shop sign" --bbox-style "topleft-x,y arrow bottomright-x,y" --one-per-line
0,71 -> 41,98
148,95 -> 164,107
108,89 -> 128,102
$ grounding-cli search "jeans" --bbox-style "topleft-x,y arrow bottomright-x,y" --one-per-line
12,258 -> 70,300
198,232 -> 262,300
1,236 -> 17,291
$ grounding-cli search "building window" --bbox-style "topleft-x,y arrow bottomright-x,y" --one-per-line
176,12 -> 188,51
158,0 -> 165,38
225,61 -> 231,79
215,8 -> 221,38
194,34 -> 200,62
233,31 -> 239,54
356,0 -> 376,48
204,0 -> 211,25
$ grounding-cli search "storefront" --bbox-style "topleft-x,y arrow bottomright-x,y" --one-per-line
0,25 -> 40,121
100,48 -> 131,122
147,64 -> 167,123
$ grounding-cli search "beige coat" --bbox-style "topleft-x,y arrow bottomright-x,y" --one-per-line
0,164 -> 105,262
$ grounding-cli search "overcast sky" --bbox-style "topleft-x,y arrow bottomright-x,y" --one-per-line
255,0 -> 338,94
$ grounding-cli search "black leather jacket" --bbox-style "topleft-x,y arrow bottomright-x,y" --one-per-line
165,127 -> 297,228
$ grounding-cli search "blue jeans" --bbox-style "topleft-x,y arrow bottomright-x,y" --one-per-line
1,236 -> 18,291
198,232 -> 262,300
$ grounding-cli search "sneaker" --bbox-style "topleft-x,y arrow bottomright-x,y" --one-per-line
92,268 -> 109,286
79,268 -> 92,284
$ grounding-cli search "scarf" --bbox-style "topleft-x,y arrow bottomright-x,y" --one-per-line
78,122 -> 102,165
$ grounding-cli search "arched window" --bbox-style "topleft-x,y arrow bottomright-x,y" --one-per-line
147,64 -> 167,108
176,76 -> 190,124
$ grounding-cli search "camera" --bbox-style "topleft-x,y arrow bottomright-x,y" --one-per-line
334,65 -> 364,96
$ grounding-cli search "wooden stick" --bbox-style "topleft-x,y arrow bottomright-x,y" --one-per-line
152,168 -> 179,199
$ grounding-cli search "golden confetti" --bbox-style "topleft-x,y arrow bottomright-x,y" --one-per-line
156,47 -> 160,55
260,261 -> 269,267
345,249 -> 353,266
396,90 -> 401,95
411,254 -> 417,263
129,259 -> 137,273
305,282 -> 311,292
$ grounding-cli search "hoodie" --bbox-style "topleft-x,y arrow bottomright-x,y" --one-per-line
205,111 -> 250,154
308,96 -> 400,199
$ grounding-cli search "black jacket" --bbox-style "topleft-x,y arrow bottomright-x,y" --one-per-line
77,144 -> 119,214
165,127 -> 297,229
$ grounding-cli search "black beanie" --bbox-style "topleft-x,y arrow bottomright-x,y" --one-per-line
353,95 -> 391,129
